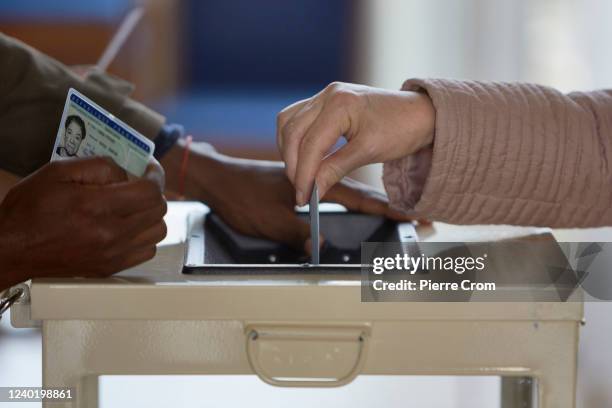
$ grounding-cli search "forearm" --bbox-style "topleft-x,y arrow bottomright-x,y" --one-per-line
160,139 -> 225,204
384,79 -> 612,227
160,138 -> 285,206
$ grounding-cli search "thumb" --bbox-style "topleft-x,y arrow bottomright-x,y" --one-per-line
316,141 -> 370,200
324,178 -> 415,222
52,157 -> 128,185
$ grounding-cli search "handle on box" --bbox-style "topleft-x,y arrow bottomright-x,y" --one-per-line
245,325 -> 369,387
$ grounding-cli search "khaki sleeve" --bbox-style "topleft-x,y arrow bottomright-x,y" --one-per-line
383,78 -> 612,228
0,34 -> 165,177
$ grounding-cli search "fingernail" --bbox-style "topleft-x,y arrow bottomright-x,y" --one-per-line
296,190 -> 304,206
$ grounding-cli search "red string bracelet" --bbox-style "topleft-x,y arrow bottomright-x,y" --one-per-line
178,135 -> 193,198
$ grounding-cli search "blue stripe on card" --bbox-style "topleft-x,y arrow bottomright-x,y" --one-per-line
70,93 -> 150,154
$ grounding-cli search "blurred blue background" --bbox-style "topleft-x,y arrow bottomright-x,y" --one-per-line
0,0 -> 354,158
164,0 -> 353,155
184,0 -> 351,89
0,0 -> 130,21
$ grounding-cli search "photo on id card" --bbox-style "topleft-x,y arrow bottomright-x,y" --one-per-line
50,88 -> 154,176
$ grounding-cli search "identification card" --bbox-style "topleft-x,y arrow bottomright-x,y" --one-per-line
51,88 -> 154,176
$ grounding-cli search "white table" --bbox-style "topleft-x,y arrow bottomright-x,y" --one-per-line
11,202 -> 582,407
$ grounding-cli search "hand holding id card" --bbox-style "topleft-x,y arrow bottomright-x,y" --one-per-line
51,89 -> 155,176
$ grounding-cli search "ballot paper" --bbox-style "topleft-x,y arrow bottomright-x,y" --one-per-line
51,88 -> 154,176
310,184 -> 320,265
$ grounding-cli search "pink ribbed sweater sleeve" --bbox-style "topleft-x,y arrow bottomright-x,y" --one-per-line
383,79 -> 612,227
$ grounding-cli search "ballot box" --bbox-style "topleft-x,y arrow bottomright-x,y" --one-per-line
12,202 -> 582,408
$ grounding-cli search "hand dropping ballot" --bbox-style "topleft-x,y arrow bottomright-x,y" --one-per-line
51,88 -> 154,176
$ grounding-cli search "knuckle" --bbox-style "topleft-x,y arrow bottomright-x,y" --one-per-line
91,156 -> 114,170
141,179 -> 162,199
329,88 -> 359,108
298,133 -> 312,152
95,226 -> 116,247
325,81 -> 344,94
89,157 -> 115,180
100,156 -> 116,167
147,157 -> 163,172
158,165 -> 166,182
281,119 -> 299,142
277,108 -> 295,137
154,193 -> 166,209
157,222 -> 168,241
99,157 -> 126,179
297,135 -> 309,155
276,110 -> 287,128
159,200 -> 168,217
298,133 -> 323,156
45,160 -> 65,177
145,246 -> 157,260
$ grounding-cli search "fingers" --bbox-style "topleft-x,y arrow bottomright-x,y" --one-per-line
315,141 -> 371,199
277,82 -> 437,210
164,189 -> 185,200
93,178 -> 166,217
276,98 -> 309,149
324,179 -> 415,222
293,105 -> 351,205
100,246 -> 158,277
91,214 -> 166,276
277,98 -> 321,181
143,157 -> 165,192
276,88 -> 328,152
119,246 -> 157,269
51,156 -> 128,185
81,208 -> 166,275
118,201 -> 168,240
324,181 -> 386,214
125,220 -> 168,249
277,83 -> 370,204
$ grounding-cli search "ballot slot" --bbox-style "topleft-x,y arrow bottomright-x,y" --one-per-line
183,209 -> 418,274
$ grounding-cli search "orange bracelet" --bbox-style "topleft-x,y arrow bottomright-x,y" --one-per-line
178,135 -> 193,198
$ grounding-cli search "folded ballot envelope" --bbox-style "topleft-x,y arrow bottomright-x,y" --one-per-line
51,88 -> 154,176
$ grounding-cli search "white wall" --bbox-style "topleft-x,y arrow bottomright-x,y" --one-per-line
357,0 -> 612,89
99,375 -> 500,408
355,1 -> 612,406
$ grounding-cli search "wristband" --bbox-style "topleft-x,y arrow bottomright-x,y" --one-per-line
153,123 -> 183,159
